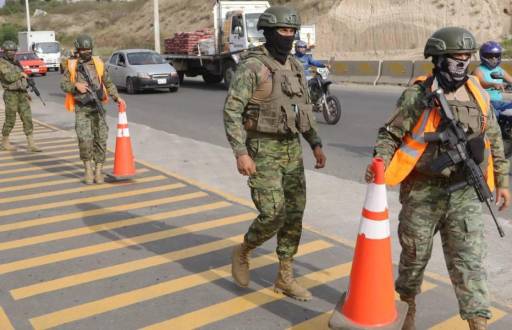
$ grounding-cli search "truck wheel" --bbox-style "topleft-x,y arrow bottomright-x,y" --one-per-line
223,60 -> 237,89
126,77 -> 137,94
202,73 -> 223,84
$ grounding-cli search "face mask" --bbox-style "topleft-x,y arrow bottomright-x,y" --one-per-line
264,29 -> 295,64
482,56 -> 500,69
5,51 -> 15,61
434,55 -> 470,92
79,50 -> 92,62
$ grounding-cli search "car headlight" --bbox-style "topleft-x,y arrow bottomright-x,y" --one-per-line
23,66 -> 29,69
137,72 -> 151,79
170,71 -> 178,77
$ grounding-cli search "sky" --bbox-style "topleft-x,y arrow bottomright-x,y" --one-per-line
0,0 -> 5,8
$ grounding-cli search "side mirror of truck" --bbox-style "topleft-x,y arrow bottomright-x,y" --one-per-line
233,26 -> 243,36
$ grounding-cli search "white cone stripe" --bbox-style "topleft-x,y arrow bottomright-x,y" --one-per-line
358,217 -> 390,239
118,112 -> 128,125
117,128 -> 130,137
364,183 -> 388,212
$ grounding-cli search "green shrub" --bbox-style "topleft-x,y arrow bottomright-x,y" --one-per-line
0,23 -> 23,45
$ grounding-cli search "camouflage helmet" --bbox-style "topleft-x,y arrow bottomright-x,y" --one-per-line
424,27 -> 477,58
257,6 -> 301,30
73,34 -> 94,50
2,40 -> 17,52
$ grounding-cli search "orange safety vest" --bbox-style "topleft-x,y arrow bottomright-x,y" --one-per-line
64,56 -> 108,112
384,75 -> 495,191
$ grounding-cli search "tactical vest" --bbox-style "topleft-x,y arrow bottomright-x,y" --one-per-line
385,75 -> 495,191
64,57 -> 108,112
242,52 -> 314,135
0,58 -> 28,91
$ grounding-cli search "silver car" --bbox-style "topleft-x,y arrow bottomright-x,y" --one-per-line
106,49 -> 179,94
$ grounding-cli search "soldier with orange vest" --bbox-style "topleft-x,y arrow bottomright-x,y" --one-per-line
60,34 -> 124,184
366,27 -> 510,330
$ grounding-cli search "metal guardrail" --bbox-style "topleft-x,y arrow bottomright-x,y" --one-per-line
326,60 -> 512,86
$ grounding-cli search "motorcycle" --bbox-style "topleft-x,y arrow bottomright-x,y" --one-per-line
307,67 -> 342,125
490,71 -> 512,158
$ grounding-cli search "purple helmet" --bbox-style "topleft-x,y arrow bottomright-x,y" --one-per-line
479,41 -> 502,69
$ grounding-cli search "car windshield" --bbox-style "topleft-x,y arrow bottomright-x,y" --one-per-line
246,13 -> 265,44
15,53 -> 39,61
127,52 -> 166,65
34,42 -> 60,53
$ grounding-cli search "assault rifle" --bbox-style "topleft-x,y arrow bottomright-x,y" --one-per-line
424,89 -> 505,237
76,62 -> 106,115
12,60 -> 46,106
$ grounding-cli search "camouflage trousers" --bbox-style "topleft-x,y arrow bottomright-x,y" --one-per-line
244,135 -> 306,260
2,90 -> 33,136
396,175 -> 490,320
75,106 -> 108,163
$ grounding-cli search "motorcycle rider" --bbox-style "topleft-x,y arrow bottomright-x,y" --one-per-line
473,41 -> 512,116
294,40 -> 327,101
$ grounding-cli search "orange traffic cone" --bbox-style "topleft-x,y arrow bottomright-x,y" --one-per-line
329,158 -> 407,329
108,101 -> 136,181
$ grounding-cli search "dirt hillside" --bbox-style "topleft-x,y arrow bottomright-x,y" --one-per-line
1,0 -> 511,59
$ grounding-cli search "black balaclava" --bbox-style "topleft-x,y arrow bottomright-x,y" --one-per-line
263,28 -> 295,64
433,55 -> 470,92
5,51 -> 15,62
78,49 -> 93,62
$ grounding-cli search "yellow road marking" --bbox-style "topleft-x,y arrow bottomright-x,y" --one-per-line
28,240 -> 329,328
0,154 -> 79,167
0,174 -> 164,204
0,190 -> 194,233
0,203 -> 240,275
429,307 -> 506,329
0,306 -> 14,330
0,182 -> 184,218
0,142 -> 76,158
0,168 -> 149,194
0,163 -> 113,184
0,158 -> 86,175
140,263 -> 353,330
0,191 -> 209,252
288,281 -> 438,330
15,214 -> 253,301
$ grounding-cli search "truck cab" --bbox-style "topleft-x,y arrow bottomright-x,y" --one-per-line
18,31 -> 61,71
223,10 -> 266,53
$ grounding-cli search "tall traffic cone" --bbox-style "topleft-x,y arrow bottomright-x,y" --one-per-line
329,158 -> 407,330
108,101 -> 136,181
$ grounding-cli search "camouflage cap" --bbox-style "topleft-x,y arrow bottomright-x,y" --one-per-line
257,6 -> 301,30
424,27 -> 477,58
2,40 -> 17,52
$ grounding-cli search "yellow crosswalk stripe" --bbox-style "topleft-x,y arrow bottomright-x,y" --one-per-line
0,163 -> 113,184
0,143 -> 76,161
140,263 -> 353,330
0,204 -> 242,275
0,182 -> 184,218
0,174 -> 164,204
0,168 -> 149,194
0,191 -> 209,252
28,239 -> 329,329
288,281 -> 438,330
0,158 -> 86,175
429,307 -> 506,329
0,306 -> 14,330
13,218 -> 250,301
0,190 -> 193,233
0,152 -> 77,166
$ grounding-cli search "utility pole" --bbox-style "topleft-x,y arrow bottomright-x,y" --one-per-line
25,0 -> 31,32
153,0 -> 161,53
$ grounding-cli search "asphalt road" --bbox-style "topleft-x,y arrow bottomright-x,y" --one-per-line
34,72 -> 401,182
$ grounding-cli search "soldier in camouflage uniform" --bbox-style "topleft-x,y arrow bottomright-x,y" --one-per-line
367,27 -> 510,330
0,40 -> 41,152
224,6 -> 326,301
60,35 -> 124,184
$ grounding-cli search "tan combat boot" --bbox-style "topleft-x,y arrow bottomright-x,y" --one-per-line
26,134 -> 42,152
273,258 -> 312,301
467,317 -> 487,330
400,295 -> 416,330
231,242 -> 253,287
94,163 -> 104,184
1,136 -> 16,151
83,161 -> 94,185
